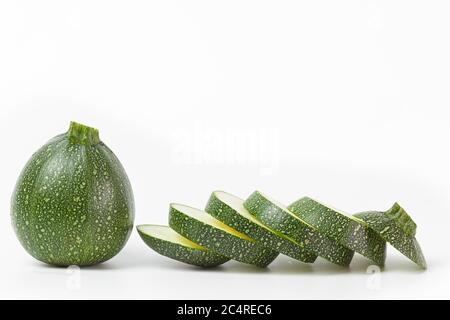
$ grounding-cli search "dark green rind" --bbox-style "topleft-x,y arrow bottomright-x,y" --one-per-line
169,204 -> 279,267
137,225 -> 230,268
354,205 -> 427,269
288,197 -> 386,266
205,191 -> 317,263
243,191 -> 354,266
11,124 -> 134,266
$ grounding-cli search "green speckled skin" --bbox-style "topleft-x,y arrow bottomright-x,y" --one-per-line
205,191 -> 317,263
288,197 -> 386,266
244,191 -> 354,266
11,125 -> 134,266
137,226 -> 229,268
169,204 -> 279,267
354,207 -> 427,269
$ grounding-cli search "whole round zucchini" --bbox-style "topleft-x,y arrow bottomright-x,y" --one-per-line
11,122 -> 135,266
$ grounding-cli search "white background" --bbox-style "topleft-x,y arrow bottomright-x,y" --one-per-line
0,1 -> 449,300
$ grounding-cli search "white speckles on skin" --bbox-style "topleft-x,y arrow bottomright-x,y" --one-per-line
169,205 -> 279,267
11,132 -> 134,266
244,192 -> 354,266
380,226 -> 390,234
139,229 -> 230,267
288,197 -> 386,266
354,211 -> 426,269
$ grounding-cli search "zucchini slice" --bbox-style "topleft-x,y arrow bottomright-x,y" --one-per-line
288,197 -> 386,266
243,191 -> 354,266
137,225 -> 230,267
354,203 -> 427,269
169,203 -> 279,267
205,191 -> 317,263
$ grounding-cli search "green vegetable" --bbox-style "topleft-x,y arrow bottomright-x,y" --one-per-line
11,122 -> 134,266
354,203 -> 427,269
137,225 -> 229,267
169,203 -> 279,267
205,191 -> 317,263
243,191 -> 354,266
288,197 -> 386,266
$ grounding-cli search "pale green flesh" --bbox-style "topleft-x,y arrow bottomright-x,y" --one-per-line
215,192 -> 270,229
209,191 -> 318,263
169,203 -> 279,267
257,192 -> 316,229
214,191 -> 310,245
171,203 -> 252,241
137,225 -> 205,250
137,224 -> 230,267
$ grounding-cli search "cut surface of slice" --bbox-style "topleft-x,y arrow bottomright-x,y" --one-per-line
243,191 -> 354,266
169,203 -> 279,267
205,191 -> 317,263
288,197 -> 386,266
137,225 -> 229,267
354,203 -> 426,269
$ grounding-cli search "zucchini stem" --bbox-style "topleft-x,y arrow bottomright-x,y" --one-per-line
68,121 -> 100,145
385,203 -> 417,237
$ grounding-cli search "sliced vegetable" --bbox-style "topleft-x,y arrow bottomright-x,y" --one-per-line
354,203 -> 427,269
11,122 -> 134,266
243,191 -> 354,266
288,197 -> 386,266
169,203 -> 279,267
137,225 -> 229,267
205,191 -> 317,263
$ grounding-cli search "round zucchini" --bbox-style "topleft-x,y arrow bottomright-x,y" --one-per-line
11,122 -> 134,266
288,197 -> 386,266
137,225 -> 230,267
354,203 -> 427,269
205,191 -> 317,263
243,191 -> 354,266
169,203 -> 279,267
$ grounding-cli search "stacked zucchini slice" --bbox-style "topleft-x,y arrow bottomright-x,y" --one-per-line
137,191 -> 426,269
